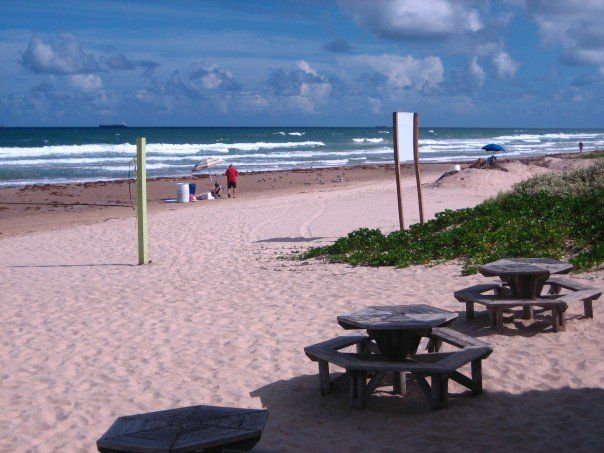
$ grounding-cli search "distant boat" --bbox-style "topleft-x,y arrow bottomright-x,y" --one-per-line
99,122 -> 127,128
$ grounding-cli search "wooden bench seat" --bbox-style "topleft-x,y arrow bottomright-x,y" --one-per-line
454,282 -> 506,320
304,328 -> 493,410
304,335 -> 376,395
546,277 -> 595,292
546,278 -> 601,318
458,292 -> 569,332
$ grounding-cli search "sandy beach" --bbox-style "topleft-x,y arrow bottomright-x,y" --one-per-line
1,154 -> 603,452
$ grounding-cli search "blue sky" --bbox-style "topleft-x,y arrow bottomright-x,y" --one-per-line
1,0 -> 603,127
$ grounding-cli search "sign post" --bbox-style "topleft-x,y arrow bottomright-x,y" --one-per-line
413,113 -> 425,224
136,137 -> 148,265
392,112 -> 406,230
393,112 -> 425,230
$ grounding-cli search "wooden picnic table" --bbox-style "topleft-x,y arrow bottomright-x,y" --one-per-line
479,258 -> 572,298
337,304 -> 458,360
337,304 -> 458,395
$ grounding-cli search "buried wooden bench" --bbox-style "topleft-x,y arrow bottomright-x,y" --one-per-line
97,405 -> 269,453
304,328 -> 492,411
546,277 -> 601,318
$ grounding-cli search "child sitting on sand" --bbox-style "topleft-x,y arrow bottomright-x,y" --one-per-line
210,181 -> 222,198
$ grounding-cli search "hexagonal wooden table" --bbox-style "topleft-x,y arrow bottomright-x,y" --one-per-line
97,405 -> 268,452
337,304 -> 458,360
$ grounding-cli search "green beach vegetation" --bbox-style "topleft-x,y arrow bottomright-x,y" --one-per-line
301,162 -> 604,274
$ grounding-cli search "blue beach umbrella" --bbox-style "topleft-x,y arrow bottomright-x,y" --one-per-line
482,143 -> 505,152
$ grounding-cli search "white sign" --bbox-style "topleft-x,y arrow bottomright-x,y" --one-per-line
394,112 -> 415,163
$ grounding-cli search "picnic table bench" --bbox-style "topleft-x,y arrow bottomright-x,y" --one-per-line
305,327 -> 492,410
455,281 -> 601,332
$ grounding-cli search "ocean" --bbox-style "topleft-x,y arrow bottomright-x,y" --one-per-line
0,127 -> 602,187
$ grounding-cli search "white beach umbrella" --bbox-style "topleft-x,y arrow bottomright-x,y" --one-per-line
191,157 -> 224,172
192,157 -> 224,185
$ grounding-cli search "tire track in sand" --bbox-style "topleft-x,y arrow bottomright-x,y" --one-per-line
298,199 -> 326,238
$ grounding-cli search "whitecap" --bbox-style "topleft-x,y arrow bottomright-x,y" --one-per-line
353,138 -> 384,143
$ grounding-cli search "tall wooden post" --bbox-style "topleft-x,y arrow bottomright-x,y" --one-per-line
136,137 -> 148,265
413,113 -> 425,224
393,112 -> 405,230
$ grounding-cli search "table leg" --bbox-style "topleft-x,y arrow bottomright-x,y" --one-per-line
393,372 -> 406,396
367,330 -> 425,397
584,299 -> 594,318
367,330 -> 422,360
506,275 -> 548,299
489,307 -> 504,330
522,305 -> 534,319
465,302 -> 475,320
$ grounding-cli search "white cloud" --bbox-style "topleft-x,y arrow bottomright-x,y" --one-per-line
265,60 -> 333,112
69,74 -> 103,92
190,63 -> 241,91
295,60 -> 318,77
22,33 -> 100,75
468,57 -> 486,87
524,0 -> 604,74
351,54 -> 444,92
337,0 -> 483,40
239,94 -> 269,111
492,51 -> 521,79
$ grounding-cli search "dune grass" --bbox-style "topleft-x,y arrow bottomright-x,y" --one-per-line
576,149 -> 604,159
301,162 -> 604,274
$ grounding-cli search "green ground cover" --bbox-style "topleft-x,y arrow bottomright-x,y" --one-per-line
302,162 -> 604,274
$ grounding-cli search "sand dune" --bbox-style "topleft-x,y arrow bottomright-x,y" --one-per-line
0,168 -> 602,451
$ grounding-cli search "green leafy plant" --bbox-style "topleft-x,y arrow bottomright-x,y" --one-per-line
301,162 -> 604,273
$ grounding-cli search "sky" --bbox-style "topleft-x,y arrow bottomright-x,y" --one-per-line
1,0 -> 603,127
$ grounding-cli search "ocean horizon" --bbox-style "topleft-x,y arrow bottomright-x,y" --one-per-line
1,126 -> 602,187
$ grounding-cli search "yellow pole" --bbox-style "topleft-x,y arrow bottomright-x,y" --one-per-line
136,137 -> 148,264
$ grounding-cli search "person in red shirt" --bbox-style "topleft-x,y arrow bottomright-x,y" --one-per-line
225,164 -> 239,198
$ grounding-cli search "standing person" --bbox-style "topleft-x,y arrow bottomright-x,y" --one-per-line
579,141 -> 584,153
225,164 -> 239,198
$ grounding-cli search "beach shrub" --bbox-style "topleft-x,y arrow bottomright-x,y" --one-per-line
576,149 -> 604,160
302,162 -> 604,273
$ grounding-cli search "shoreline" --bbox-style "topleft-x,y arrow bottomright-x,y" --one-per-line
0,150 -> 590,191
0,151 -> 600,238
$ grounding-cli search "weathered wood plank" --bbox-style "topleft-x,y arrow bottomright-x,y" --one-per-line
471,359 -> 483,395
436,347 -> 491,371
556,289 -> 601,304
450,370 -> 473,390
429,374 -> 449,410
365,371 -> 387,396
97,406 -> 268,453
546,277 -> 596,292
431,327 -> 490,348
318,360 -> 331,395
414,374 -> 432,399
454,283 -> 502,303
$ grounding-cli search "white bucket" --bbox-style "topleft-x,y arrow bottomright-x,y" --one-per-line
177,183 -> 190,203
452,164 -> 461,172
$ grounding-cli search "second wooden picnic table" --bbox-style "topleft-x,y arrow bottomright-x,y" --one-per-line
478,258 -> 572,298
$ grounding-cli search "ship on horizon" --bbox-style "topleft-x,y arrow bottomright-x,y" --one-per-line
98,122 -> 127,128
